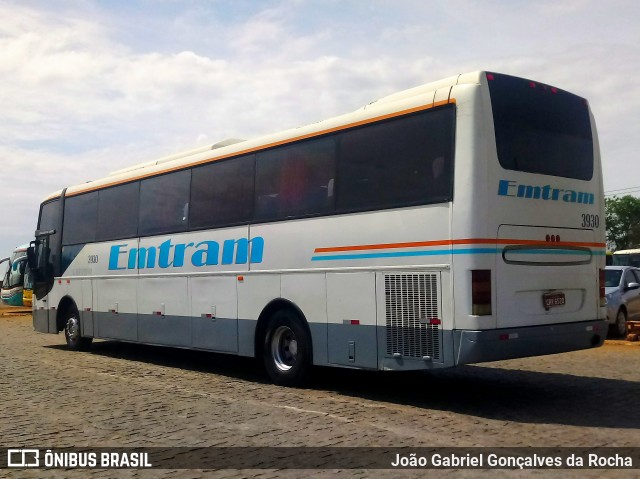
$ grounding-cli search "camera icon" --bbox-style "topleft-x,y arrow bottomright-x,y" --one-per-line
7,449 -> 40,467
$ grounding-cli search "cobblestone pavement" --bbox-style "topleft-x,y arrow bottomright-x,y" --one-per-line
0,312 -> 638,479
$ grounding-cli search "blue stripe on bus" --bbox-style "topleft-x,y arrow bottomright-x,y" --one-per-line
311,248 -> 497,261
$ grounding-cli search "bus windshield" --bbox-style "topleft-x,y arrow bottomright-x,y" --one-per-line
487,72 -> 593,180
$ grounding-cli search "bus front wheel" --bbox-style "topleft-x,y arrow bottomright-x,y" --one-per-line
262,310 -> 311,386
63,306 -> 93,351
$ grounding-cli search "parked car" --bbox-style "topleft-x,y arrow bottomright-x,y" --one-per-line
605,266 -> 640,337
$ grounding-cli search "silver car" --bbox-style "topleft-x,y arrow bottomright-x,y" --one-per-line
605,266 -> 640,337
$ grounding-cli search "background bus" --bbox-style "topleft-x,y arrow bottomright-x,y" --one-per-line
1,244 -> 29,306
28,71 -> 607,385
611,248 -> 640,267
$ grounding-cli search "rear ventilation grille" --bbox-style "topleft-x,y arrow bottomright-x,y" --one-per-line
385,273 -> 441,360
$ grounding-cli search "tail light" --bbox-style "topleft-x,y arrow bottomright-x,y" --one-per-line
472,270 -> 492,315
599,269 -> 606,307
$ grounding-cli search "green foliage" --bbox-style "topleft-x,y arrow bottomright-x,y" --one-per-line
605,195 -> 640,251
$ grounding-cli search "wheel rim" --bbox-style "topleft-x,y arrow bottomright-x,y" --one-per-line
66,316 -> 80,344
270,325 -> 298,372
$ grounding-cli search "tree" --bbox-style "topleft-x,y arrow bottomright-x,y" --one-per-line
605,195 -> 640,251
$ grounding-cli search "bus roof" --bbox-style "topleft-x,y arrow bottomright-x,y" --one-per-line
613,248 -> 640,255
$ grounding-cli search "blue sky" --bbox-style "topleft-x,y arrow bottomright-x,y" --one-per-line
1,0 -> 639,261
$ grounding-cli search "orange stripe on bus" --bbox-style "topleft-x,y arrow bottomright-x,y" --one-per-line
314,238 -> 606,253
65,99 -> 456,197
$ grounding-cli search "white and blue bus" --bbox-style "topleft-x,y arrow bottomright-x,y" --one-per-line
2,244 -> 29,306
29,71 -> 607,385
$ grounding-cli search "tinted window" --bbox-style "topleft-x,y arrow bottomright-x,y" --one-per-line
624,269 -> 638,287
38,199 -> 60,231
97,182 -> 140,241
37,198 -> 63,279
605,269 -> 622,287
255,138 -> 336,221
336,106 -> 454,211
61,244 -> 84,272
62,192 -> 98,245
190,156 -> 255,229
613,253 -> 640,268
139,170 -> 191,236
488,72 -> 593,180
623,270 -> 637,288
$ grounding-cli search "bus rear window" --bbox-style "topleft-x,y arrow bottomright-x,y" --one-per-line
487,72 -> 593,180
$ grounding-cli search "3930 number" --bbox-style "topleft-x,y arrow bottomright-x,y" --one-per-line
581,214 -> 599,228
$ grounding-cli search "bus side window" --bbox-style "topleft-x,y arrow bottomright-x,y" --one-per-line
190,155 -> 255,229
139,169 -> 191,236
96,182 -> 140,241
255,138 -> 336,221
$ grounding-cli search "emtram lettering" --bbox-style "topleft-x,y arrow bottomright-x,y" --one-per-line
108,237 -> 264,270
498,179 -> 594,205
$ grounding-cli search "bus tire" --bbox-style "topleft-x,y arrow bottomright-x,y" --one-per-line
262,310 -> 311,386
63,305 -> 93,351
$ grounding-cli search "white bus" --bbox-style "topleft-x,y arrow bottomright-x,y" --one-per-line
1,244 -> 29,307
28,71 -> 607,385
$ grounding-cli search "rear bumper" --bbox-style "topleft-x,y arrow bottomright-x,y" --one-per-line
453,319 -> 608,365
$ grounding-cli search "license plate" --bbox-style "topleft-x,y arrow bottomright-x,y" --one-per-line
543,292 -> 565,309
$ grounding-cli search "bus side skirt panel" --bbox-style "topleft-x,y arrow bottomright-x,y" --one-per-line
33,308 -> 50,333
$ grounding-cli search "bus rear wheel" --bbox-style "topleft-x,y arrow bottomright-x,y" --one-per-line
63,306 -> 93,351
262,310 -> 311,386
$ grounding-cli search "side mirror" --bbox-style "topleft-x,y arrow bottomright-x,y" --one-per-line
27,245 -> 37,270
626,282 -> 640,291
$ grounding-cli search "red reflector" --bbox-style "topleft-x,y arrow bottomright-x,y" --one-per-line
551,87 -> 558,94
429,318 -> 441,325
529,81 -> 536,88
472,270 -> 492,316
350,319 -> 360,325
499,334 -> 509,341
486,73 -> 495,81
